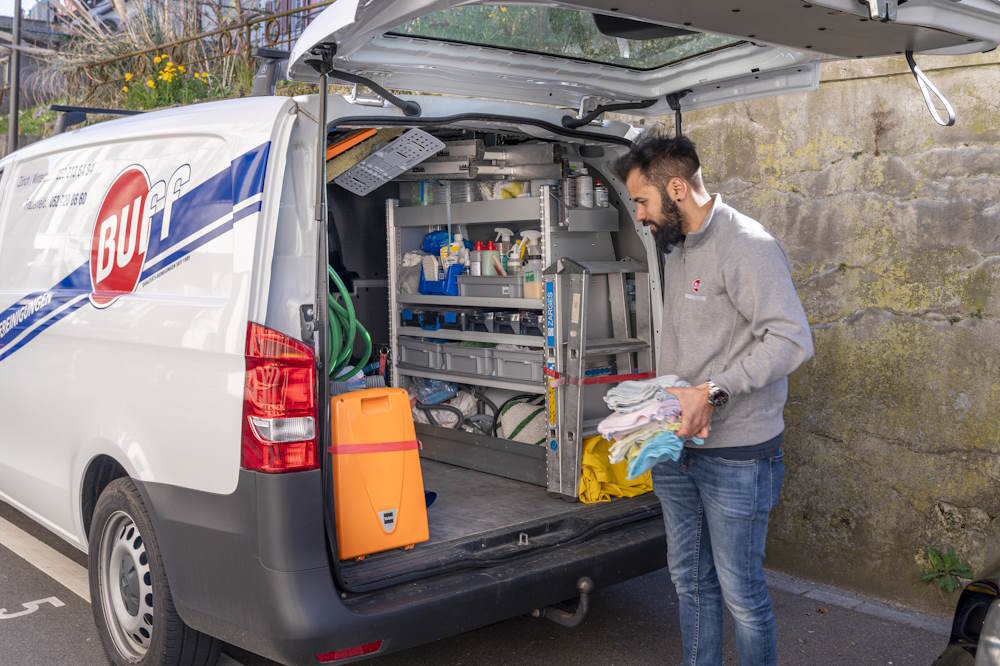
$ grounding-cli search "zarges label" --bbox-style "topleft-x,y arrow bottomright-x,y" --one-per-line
89,164 -> 191,308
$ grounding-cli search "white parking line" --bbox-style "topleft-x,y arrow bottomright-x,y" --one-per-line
0,516 -> 90,603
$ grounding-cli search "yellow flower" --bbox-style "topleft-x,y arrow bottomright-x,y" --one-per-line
161,52 -> 169,59
124,72 -> 133,82
153,56 -> 161,64
146,78 -> 155,88
178,65 -> 185,73
500,5 -> 507,12
122,85 -> 129,92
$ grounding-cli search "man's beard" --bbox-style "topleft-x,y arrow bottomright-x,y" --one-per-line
650,196 -> 685,255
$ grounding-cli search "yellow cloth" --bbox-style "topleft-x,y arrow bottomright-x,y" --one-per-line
579,434 -> 652,504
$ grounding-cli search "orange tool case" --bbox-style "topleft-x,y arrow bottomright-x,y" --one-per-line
329,388 -> 429,560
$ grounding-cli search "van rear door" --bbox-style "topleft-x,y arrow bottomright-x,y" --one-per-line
287,0 -> 1000,116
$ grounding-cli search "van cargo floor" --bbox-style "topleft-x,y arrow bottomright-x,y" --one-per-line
421,458 -> 575,541
337,458 -> 662,592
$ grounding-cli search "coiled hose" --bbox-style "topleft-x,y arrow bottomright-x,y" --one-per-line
327,265 -> 372,381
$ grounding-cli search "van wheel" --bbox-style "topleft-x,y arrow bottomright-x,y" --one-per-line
89,477 -> 220,666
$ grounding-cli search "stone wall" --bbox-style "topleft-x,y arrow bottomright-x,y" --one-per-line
679,51 -> 1000,611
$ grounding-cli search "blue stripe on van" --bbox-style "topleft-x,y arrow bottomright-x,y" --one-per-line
0,141 -> 271,364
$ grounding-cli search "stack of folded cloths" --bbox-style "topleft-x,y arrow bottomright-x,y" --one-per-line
598,376 -> 704,479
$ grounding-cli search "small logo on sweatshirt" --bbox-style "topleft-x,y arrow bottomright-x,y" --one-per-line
692,279 -> 701,294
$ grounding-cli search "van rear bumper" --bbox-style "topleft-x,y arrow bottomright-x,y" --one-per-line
136,470 -> 667,665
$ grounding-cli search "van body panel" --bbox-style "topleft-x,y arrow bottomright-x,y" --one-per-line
136,469 -> 667,665
0,97 -> 293,543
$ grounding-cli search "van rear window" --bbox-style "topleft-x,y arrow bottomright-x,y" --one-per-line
389,5 -> 741,71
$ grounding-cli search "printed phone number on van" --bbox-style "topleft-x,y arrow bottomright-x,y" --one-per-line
23,192 -> 89,210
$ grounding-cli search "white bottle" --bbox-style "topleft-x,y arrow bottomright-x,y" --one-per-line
594,180 -> 609,208
470,241 -> 483,276
576,175 -> 594,208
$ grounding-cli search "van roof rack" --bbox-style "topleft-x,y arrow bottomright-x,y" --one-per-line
50,104 -> 143,134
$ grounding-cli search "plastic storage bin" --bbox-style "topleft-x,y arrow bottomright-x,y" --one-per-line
461,310 -> 495,333
494,311 -> 522,335
398,337 -> 445,369
494,347 -> 544,382
330,388 -> 429,560
443,343 -> 494,375
419,263 -> 465,295
458,275 -> 523,298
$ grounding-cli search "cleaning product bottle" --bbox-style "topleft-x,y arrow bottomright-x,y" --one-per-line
494,227 -> 514,273
520,230 -> 544,299
507,236 -> 523,276
482,240 -> 499,277
576,172 -> 594,209
453,233 -> 469,268
470,240 -> 483,276
594,180 -> 609,208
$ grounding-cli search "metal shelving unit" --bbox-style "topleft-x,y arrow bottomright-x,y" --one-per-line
394,196 -> 541,227
398,294 -> 544,309
396,363 -> 546,394
397,326 -> 545,347
389,189 -> 553,488
388,182 -> 627,496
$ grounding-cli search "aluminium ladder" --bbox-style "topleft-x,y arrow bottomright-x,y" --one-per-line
543,258 -> 655,499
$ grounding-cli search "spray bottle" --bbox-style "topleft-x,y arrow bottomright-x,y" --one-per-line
520,230 -> 544,299
494,227 -> 514,273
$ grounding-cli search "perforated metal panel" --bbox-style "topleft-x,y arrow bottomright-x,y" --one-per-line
335,129 -> 445,196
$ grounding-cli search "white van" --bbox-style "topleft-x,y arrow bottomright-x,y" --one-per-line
0,1 -> 996,664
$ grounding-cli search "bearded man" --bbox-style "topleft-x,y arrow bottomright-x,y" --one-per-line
614,135 -> 814,666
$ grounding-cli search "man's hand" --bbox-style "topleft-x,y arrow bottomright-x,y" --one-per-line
665,383 -> 714,440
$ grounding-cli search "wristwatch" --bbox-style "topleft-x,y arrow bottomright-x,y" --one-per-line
707,381 -> 729,408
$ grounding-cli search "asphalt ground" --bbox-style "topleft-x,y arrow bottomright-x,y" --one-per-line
1,499 -> 952,666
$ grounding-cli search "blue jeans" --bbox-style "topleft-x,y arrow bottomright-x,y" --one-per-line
651,449 -> 785,666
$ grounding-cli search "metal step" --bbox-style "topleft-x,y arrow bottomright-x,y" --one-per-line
584,338 -> 649,356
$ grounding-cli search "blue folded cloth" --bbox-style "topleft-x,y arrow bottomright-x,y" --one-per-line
626,431 -> 705,480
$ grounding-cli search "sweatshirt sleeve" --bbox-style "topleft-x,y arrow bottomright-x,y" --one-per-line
711,232 -> 813,396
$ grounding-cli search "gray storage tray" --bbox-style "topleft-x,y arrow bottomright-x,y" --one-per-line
443,344 -> 495,375
494,347 -> 544,382
398,337 -> 446,369
457,275 -> 523,298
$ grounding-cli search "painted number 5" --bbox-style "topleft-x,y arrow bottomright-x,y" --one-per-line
0,596 -> 65,619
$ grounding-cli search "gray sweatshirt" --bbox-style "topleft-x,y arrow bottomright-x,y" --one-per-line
658,195 -> 813,449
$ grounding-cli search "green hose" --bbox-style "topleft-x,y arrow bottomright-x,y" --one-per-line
327,265 -> 372,381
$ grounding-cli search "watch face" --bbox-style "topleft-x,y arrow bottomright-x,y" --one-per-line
710,388 -> 728,407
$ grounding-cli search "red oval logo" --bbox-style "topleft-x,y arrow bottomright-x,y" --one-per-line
90,166 -> 151,307
692,278 -> 701,294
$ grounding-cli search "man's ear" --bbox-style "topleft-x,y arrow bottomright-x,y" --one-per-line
669,177 -> 688,202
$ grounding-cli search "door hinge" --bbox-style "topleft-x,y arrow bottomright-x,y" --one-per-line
300,303 -> 316,346
865,0 -> 897,22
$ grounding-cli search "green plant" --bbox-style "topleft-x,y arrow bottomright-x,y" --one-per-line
0,104 -> 62,139
120,53 -> 213,110
921,546 -> 972,594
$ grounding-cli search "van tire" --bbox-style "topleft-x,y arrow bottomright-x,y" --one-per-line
89,477 -> 221,666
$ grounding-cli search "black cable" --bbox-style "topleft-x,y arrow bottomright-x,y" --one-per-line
415,401 -> 464,429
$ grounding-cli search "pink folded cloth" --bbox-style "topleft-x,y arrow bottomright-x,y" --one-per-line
597,396 -> 682,439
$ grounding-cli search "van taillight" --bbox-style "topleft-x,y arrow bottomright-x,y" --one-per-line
315,640 -> 383,662
242,322 -> 318,473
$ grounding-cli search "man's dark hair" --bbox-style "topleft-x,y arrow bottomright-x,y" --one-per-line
612,134 -> 705,192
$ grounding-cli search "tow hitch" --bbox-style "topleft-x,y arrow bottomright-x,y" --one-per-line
531,577 -> 595,628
